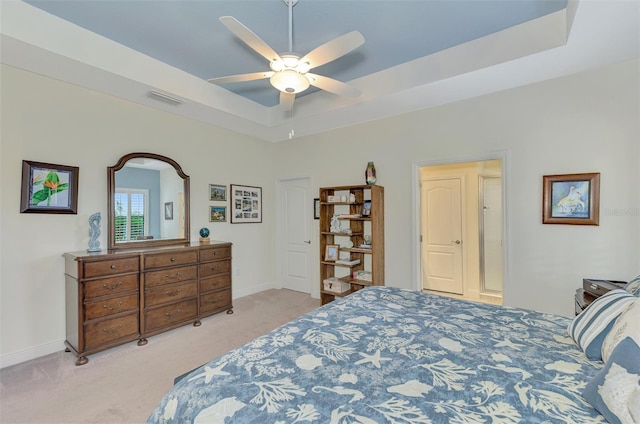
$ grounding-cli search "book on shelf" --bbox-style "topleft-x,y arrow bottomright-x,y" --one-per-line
335,258 -> 360,266
338,214 -> 362,219
357,244 -> 372,249
353,270 -> 373,282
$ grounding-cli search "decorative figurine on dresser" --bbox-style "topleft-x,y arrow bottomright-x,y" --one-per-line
63,153 -> 233,365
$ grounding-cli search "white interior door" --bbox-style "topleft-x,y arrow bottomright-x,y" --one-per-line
421,178 -> 464,294
280,178 -> 312,293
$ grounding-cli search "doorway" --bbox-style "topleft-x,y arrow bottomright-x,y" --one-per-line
276,177 -> 313,294
419,159 -> 503,304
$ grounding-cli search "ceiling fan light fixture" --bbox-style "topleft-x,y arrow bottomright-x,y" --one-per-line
270,69 -> 310,94
296,61 -> 311,73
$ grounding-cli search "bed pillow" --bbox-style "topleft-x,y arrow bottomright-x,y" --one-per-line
583,337 -> 640,424
625,274 -> 640,296
567,289 -> 636,360
601,297 -> 640,363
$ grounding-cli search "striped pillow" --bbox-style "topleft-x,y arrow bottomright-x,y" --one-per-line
625,274 -> 640,296
567,289 -> 636,361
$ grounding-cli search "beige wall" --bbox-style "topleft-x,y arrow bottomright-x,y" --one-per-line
1,58 -> 639,367
0,65 -> 276,366
272,58 -> 640,315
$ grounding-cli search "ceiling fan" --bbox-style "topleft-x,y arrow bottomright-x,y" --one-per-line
208,0 -> 365,112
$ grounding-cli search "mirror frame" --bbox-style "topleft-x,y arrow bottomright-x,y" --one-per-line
108,152 -> 190,250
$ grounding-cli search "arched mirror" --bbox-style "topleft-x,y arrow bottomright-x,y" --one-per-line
108,153 -> 190,250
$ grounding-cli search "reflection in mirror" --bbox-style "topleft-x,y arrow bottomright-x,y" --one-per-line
108,153 -> 190,250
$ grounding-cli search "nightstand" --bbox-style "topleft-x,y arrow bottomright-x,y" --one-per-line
575,279 -> 628,315
575,289 -> 597,315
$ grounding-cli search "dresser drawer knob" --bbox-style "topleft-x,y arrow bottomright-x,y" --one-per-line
165,309 -> 182,318
214,252 -> 218,256
103,301 -> 123,311
110,264 -> 117,269
165,289 -> 181,297
103,282 -> 123,290
165,273 -> 180,279
170,257 -> 176,262
102,324 -> 123,334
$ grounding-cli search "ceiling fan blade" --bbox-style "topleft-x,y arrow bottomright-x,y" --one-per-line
280,92 -> 295,111
208,71 -> 274,84
219,16 -> 282,63
299,31 -> 365,70
306,73 -> 360,97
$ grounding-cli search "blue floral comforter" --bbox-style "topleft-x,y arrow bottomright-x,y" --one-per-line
148,286 -> 605,423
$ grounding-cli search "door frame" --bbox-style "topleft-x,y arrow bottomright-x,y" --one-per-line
275,175 -> 315,296
411,152 -> 509,299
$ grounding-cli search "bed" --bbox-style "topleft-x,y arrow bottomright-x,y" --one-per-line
147,286 -> 623,423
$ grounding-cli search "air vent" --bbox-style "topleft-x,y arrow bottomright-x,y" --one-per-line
146,91 -> 184,106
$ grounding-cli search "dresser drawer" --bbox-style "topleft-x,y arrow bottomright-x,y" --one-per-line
83,257 -> 139,278
144,251 -> 198,270
145,265 -> 197,288
200,274 -> 231,293
84,313 -> 138,350
84,274 -> 138,299
200,246 -> 231,262
200,288 -> 231,315
144,299 -> 197,332
145,281 -> 197,307
85,293 -> 138,320
199,260 -> 231,278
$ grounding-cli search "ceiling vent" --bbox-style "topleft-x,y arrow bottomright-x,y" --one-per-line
146,91 -> 184,106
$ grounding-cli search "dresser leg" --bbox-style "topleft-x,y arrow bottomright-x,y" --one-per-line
76,356 -> 88,366
226,307 -> 234,315
137,338 -> 148,346
193,320 -> 202,327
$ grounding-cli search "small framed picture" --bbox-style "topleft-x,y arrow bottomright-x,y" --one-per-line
324,244 -> 340,262
230,184 -> 262,223
362,200 -> 372,217
209,206 -> 227,222
314,198 -> 320,219
164,202 -> 173,220
209,184 -> 227,201
20,160 -> 79,214
542,172 -> 600,225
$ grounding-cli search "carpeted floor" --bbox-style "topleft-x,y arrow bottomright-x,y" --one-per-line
0,289 -> 319,424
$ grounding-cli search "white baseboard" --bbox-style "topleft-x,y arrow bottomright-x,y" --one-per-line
232,282 -> 279,300
0,339 -> 65,369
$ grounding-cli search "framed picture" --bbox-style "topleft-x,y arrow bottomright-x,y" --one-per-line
230,184 -> 262,223
209,206 -> 227,222
209,184 -> 226,201
542,172 -> 600,225
314,198 -> 320,219
324,244 -> 340,261
20,160 -> 79,214
362,200 -> 372,217
164,202 -> 173,220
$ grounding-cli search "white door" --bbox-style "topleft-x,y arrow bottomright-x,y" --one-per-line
421,178 -> 463,294
279,178 -> 312,293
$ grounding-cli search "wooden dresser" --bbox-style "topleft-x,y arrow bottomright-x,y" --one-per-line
64,241 -> 232,365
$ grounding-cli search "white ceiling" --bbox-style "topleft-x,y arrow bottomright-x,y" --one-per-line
1,1 -> 639,142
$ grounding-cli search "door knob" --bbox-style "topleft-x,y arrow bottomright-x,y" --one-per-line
304,240 -> 311,244
452,240 -> 461,245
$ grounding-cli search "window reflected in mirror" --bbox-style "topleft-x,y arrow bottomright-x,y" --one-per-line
108,153 -> 190,250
